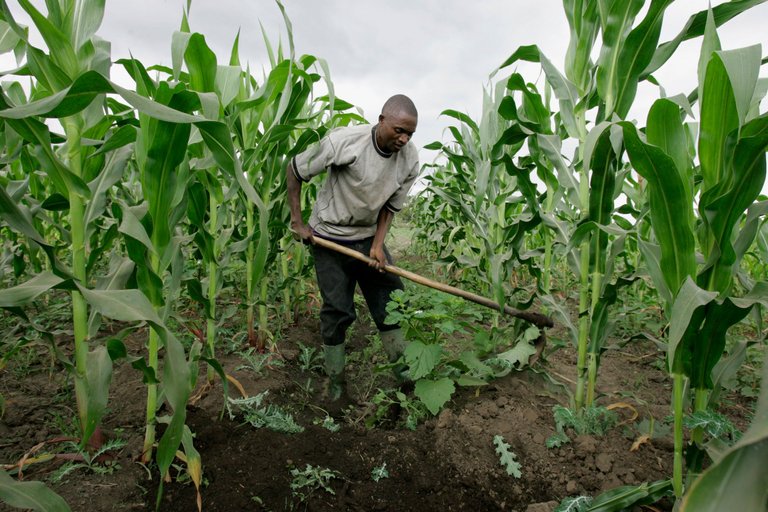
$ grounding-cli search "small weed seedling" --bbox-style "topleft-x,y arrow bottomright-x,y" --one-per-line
227,392 -> 304,434
493,435 -> 522,478
289,464 -> 341,502
367,388 -> 428,430
554,495 -> 592,512
546,405 -> 619,447
683,410 -> 741,443
235,347 -> 284,376
313,415 -> 341,432
297,342 -> 323,372
51,437 -> 127,482
371,463 -> 389,482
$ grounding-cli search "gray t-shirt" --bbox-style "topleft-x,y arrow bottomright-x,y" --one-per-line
292,124 -> 420,240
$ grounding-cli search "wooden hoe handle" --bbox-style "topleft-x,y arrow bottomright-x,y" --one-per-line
311,236 -> 554,329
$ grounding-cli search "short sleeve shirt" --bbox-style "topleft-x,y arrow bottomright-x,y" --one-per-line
291,124 -> 420,240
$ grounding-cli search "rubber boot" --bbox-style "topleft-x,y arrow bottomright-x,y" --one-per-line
380,329 -> 411,384
323,343 -> 346,401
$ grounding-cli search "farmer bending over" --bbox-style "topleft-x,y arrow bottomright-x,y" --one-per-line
286,94 -> 420,401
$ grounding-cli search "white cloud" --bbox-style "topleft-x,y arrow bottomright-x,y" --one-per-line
3,0 -> 767,158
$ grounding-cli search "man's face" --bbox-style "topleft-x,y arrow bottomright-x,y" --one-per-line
377,111 -> 417,153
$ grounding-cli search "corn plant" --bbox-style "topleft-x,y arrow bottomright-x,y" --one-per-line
167,13 -> 240,382
495,0 -> 766,414
229,15 -> 361,350
0,1 -> 266,491
0,0 -> 129,448
413,3 -> 765,500
421,77 -> 545,331
618,13 -> 768,494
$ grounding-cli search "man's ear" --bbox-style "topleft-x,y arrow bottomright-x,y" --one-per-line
378,114 -> 385,123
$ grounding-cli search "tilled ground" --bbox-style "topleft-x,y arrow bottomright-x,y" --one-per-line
2,309 -> 704,512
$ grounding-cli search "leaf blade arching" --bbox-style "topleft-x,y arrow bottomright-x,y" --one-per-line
621,120 -> 696,300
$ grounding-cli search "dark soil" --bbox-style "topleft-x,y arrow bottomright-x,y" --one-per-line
0,272 -> 756,512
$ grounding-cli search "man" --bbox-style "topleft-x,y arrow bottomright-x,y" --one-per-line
286,94 -> 419,401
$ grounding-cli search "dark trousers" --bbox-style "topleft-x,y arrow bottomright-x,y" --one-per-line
312,237 -> 403,346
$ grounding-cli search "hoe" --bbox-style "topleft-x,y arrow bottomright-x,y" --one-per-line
311,236 -> 554,361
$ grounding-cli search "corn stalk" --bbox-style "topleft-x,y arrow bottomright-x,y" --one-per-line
0,0 -> 122,448
620,8 -> 768,496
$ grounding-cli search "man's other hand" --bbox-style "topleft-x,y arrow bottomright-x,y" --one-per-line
290,221 -> 314,244
369,246 -> 387,272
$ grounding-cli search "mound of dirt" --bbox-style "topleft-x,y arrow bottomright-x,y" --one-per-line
2,310 -> 692,512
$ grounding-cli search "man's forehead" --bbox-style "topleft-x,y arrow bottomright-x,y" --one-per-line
385,111 -> 418,125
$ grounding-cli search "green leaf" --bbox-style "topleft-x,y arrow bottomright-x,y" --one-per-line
595,0 -> 644,117
697,7 -> 721,104
622,120 -> 696,299
710,340 -> 750,405
646,98 -> 690,186
185,33 -> 217,93
141,94 -> 192,252
588,124 -> 618,273
0,185 -> 47,245
404,341 -> 443,380
668,278 -> 717,374
0,108 -> 91,198
40,193 -> 69,211
0,70 -> 111,119
643,0 -> 768,77
698,113 -> 768,295
69,0 -> 106,51
78,286 -> 163,325
613,0 -> 675,119
493,435 -> 522,478
588,481 -> 672,512
562,0 -> 600,94
715,45 -> 762,127
84,145 -> 132,232
156,408 -> 187,479
414,378 -> 455,415
637,239 -> 671,306
215,65 -> 241,107
0,469 -> 71,512
82,346 -> 112,446
439,109 -> 479,134
538,133 -> 581,207
15,0 -> 78,78
496,341 -> 538,369
0,19 -> 21,53
117,204 -> 155,255
91,125 -> 136,157
77,285 -> 193,411
689,299 -> 752,389
0,272 -> 69,307
699,50 -> 742,191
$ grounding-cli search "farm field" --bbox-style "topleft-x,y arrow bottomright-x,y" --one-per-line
1,1 -> 768,511
1,232 -> 762,511
3,237 -> 758,512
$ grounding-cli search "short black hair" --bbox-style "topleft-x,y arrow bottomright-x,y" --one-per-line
381,94 -> 417,118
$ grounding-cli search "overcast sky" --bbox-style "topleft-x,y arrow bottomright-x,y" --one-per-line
6,1 -> 768,163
